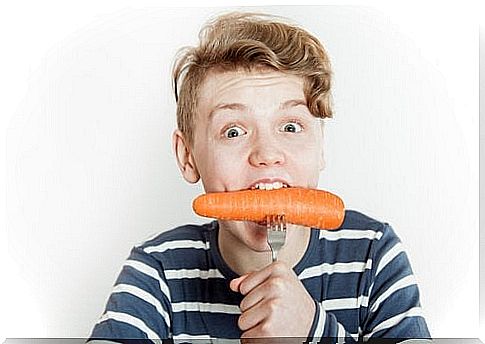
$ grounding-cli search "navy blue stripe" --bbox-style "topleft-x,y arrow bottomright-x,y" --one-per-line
311,237 -> 375,264
302,271 -> 368,300
167,279 -> 242,305
90,319 -> 149,340
172,312 -> 241,338
149,249 -> 215,270
106,292 -> 168,336
327,308 -> 360,333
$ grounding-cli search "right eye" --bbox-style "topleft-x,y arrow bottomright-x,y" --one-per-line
223,126 -> 246,139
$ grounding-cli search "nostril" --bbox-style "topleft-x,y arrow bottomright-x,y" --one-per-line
250,152 -> 285,167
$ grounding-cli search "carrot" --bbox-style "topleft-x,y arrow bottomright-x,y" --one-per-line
192,187 -> 345,230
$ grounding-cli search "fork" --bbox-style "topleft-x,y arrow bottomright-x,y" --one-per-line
266,214 -> 287,262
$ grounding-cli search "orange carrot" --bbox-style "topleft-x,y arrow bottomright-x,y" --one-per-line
192,187 -> 345,230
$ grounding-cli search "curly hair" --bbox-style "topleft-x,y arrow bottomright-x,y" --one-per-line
172,11 -> 333,146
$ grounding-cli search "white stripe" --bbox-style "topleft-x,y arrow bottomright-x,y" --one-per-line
172,302 -> 241,314
112,284 -> 171,329
361,295 -> 369,307
144,240 -> 209,254
299,260 -> 373,280
173,333 -> 212,339
319,229 -> 383,241
364,307 -> 424,339
367,282 -> 375,305
313,302 -> 326,338
376,242 -> 404,276
337,323 -> 346,344
123,259 -> 172,301
351,330 -> 360,341
96,311 -> 160,340
173,333 -> 233,343
164,268 -> 224,280
370,274 -> 417,313
172,335 -> 240,344
322,295 -> 368,311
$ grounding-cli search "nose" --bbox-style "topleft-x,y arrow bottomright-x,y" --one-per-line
248,135 -> 286,167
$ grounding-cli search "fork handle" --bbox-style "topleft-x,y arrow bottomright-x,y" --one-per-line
271,249 -> 277,262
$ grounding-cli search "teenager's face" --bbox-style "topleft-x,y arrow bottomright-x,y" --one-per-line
190,69 -> 325,251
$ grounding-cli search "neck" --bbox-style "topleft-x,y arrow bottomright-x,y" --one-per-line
218,221 -> 312,275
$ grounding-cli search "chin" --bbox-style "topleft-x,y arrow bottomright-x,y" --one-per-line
242,221 -> 271,251
220,219 -> 271,252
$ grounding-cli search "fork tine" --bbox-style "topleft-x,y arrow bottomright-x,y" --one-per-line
267,214 -> 287,263
279,214 -> 286,231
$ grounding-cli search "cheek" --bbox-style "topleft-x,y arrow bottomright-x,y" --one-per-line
201,146 -> 248,191
285,139 -> 322,182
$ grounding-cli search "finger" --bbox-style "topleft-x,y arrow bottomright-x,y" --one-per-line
241,327 -> 262,340
240,336 -> 277,344
238,298 -> 273,331
240,320 -> 271,339
239,276 -> 285,311
230,273 -> 250,293
238,261 -> 288,295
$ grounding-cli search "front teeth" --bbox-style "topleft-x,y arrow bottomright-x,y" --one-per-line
251,182 -> 288,190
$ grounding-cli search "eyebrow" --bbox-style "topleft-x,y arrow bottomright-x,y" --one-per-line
279,99 -> 308,110
208,103 -> 247,119
208,99 -> 308,119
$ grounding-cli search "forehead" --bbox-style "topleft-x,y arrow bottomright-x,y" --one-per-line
197,69 -> 306,116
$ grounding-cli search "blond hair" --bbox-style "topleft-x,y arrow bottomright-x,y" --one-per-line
172,12 -> 333,146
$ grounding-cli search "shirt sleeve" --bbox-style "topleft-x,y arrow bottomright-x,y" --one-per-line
308,224 -> 431,343
87,246 -> 173,342
307,299 -> 359,342
361,224 -> 431,341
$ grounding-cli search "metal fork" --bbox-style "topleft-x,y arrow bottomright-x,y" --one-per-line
266,214 -> 287,262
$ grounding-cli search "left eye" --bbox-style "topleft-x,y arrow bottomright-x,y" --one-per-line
281,122 -> 303,133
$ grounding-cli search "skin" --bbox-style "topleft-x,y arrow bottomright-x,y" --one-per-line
173,68 -> 326,338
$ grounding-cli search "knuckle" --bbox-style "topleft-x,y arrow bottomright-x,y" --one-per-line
239,281 -> 249,295
259,321 -> 272,336
269,277 -> 285,292
273,261 -> 287,273
239,299 -> 246,311
267,299 -> 279,315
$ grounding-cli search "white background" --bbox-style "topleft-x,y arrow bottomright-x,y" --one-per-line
0,1 -> 481,341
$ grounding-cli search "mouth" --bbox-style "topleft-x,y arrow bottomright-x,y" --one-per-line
243,179 -> 291,226
248,180 -> 290,191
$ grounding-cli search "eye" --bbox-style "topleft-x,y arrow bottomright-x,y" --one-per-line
223,126 -> 246,139
281,121 -> 303,133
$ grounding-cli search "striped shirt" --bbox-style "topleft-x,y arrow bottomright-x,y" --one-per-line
88,210 -> 430,342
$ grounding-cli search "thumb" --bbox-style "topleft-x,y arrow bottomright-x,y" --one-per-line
229,273 -> 250,293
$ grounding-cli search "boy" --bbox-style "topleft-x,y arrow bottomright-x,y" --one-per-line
89,12 -> 430,342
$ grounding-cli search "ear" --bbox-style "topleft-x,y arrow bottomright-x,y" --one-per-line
172,129 -> 200,183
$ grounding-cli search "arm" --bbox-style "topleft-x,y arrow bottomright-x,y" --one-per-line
308,224 -> 430,343
361,224 -> 431,340
88,246 -> 173,343
307,300 -> 358,342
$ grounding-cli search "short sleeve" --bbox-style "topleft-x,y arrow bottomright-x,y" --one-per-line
88,246 -> 173,342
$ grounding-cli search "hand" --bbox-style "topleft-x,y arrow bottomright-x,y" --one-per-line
229,261 -> 316,339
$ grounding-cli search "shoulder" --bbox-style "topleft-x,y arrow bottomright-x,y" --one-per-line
339,209 -> 388,232
316,209 -> 392,241
338,210 -> 406,264
126,221 -> 216,269
135,221 -> 216,249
